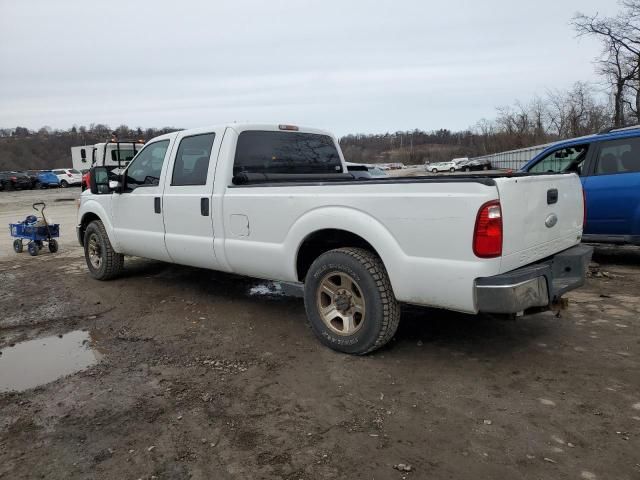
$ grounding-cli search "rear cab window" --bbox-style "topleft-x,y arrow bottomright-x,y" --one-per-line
110,147 -> 138,165
233,131 -> 343,176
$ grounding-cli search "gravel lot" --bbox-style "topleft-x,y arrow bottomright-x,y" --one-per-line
0,188 -> 639,479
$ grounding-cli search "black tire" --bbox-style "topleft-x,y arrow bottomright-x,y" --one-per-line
34,181 -> 42,189
13,239 -> 23,253
483,165 -> 489,170
431,169 -> 437,173
48,239 -> 58,253
83,220 -> 124,280
27,242 -> 38,256
303,247 -> 400,355
60,180 -> 68,188
464,167 -> 470,172
450,167 -> 455,172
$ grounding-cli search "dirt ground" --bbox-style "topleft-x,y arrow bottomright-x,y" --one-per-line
0,190 -> 639,480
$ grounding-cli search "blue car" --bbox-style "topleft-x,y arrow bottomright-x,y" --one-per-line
522,126 -> 640,246
31,170 -> 60,188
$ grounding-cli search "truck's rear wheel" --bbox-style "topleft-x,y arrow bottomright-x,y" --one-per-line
304,247 -> 400,355
84,220 -> 124,280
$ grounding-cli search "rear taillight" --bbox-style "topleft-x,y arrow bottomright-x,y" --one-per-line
473,200 -> 503,258
582,189 -> 587,229
67,173 -> 73,177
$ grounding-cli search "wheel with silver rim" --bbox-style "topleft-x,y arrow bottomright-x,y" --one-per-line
304,247 -> 400,355
83,220 -> 124,280
316,271 -> 366,336
87,233 -> 102,269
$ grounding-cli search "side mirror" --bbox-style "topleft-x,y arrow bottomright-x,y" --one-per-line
90,167 -> 120,194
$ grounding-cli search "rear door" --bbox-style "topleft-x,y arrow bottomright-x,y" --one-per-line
582,136 -> 640,237
496,173 -> 584,272
162,129 -> 222,269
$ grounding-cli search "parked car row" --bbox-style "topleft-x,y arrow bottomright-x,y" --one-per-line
425,157 -> 492,173
0,168 -> 83,191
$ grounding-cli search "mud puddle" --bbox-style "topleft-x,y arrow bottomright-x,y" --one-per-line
0,330 -> 100,392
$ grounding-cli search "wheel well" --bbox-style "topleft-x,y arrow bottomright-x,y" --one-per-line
79,212 -> 101,244
296,229 -> 380,281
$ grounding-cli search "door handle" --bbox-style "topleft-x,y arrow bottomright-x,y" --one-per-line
200,198 -> 209,216
154,197 -> 161,214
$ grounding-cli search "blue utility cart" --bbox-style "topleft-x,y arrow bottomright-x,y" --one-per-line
10,202 -> 60,256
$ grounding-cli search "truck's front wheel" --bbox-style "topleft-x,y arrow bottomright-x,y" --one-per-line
84,220 -> 124,280
304,248 -> 400,354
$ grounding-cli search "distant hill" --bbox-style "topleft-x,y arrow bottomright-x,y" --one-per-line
0,125 -> 179,171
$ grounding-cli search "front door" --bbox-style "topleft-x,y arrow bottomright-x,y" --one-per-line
112,139 -> 173,261
162,130 -> 221,269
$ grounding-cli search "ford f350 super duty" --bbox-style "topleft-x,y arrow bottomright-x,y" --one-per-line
77,123 -> 593,354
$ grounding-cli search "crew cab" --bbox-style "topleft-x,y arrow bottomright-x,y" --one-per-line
522,125 -> 640,245
77,123 -> 592,354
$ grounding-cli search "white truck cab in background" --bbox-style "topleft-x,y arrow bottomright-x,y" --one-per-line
72,139 -> 145,173
77,123 -> 592,354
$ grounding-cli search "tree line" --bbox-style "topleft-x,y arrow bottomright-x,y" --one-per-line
0,2 -> 636,170
0,124 -> 179,171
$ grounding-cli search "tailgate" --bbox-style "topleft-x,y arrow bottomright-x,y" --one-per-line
496,174 -> 584,273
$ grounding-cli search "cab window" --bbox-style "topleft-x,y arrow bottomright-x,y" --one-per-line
125,140 -> 169,189
595,137 -> 640,175
529,145 -> 589,174
171,133 -> 215,186
233,131 -> 343,176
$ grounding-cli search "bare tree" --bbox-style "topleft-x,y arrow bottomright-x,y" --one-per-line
574,2 -> 640,123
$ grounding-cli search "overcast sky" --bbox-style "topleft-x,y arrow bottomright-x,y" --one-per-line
0,0 -> 619,135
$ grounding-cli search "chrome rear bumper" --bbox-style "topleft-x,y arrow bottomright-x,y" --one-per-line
475,244 -> 593,314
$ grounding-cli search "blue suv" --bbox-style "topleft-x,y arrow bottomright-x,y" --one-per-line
522,126 -> 640,246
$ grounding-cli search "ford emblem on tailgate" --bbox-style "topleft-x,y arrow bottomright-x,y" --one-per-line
545,213 -> 558,228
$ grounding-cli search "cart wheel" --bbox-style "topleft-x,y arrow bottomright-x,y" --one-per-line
28,242 -> 39,256
13,239 -> 23,253
48,239 -> 59,253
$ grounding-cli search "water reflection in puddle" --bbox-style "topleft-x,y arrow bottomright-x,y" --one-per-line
0,330 -> 100,393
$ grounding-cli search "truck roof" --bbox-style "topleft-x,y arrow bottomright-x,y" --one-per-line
151,123 -> 334,142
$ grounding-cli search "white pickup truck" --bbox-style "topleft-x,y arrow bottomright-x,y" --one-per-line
77,123 -> 592,354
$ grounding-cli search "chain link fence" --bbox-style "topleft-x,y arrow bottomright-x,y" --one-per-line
470,143 -> 553,171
